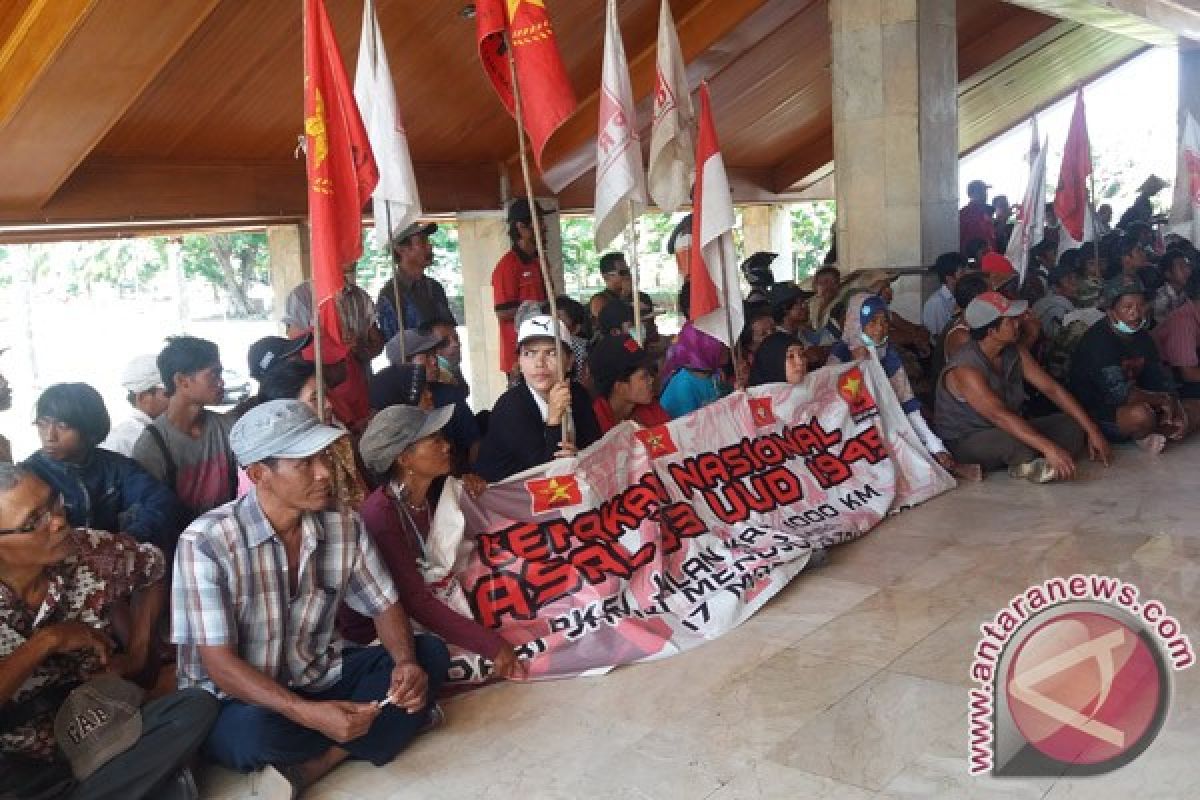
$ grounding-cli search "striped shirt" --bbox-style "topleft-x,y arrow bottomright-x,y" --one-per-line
171,489 -> 396,696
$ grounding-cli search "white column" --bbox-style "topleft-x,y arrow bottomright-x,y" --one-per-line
457,212 -> 510,412
267,223 -> 311,328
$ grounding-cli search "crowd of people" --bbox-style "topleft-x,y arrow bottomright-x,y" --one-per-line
0,183 -> 1196,799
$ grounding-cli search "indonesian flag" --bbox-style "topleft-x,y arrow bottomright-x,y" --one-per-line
1169,112 -> 1200,245
476,0 -> 577,173
1053,89 -> 1093,252
688,83 -> 743,347
1005,117 -> 1047,283
355,0 -> 421,248
593,0 -> 647,250
647,0 -> 694,213
304,0 -> 377,346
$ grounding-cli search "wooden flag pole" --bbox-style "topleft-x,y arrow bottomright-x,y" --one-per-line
384,202 -> 408,362
505,32 -> 573,442
718,246 -> 742,388
301,0 -> 328,426
627,199 -> 643,344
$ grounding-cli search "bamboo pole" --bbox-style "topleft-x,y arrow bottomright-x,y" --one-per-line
627,199 -> 643,344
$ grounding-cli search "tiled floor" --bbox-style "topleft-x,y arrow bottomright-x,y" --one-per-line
200,438 -> 1200,799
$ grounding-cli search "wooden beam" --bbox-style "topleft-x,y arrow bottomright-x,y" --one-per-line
0,0 -> 221,211
0,0 -> 96,128
769,130 -> 832,194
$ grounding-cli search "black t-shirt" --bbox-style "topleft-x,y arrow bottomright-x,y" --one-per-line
1068,319 -> 1174,419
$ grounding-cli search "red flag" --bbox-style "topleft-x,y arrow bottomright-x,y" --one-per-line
688,83 -> 743,347
1053,90 -> 1091,243
526,475 -> 583,515
304,0 -> 377,346
635,425 -> 677,458
748,396 -> 776,427
476,0 -> 577,172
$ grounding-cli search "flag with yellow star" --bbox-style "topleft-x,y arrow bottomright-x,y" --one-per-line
837,366 -> 877,417
635,424 -> 678,458
525,474 -> 584,515
748,396 -> 776,427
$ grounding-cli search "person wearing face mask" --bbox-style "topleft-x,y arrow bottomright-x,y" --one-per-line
1069,276 -> 1200,453
827,294 -> 958,473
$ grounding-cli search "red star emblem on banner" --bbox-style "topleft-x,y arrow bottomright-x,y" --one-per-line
525,475 -> 583,515
748,396 -> 776,427
635,425 -> 678,458
837,366 -> 877,415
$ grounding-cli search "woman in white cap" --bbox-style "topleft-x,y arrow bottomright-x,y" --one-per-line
474,315 -> 601,482
340,405 -> 521,678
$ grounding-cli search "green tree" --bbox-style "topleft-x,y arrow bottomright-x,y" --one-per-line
790,201 -> 836,280
178,232 -> 269,317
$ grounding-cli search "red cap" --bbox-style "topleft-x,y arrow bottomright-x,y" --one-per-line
981,252 -> 1016,276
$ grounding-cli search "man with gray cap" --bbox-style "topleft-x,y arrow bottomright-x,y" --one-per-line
101,354 -> 169,458
171,400 -> 449,795
934,291 -> 1109,482
376,221 -> 454,342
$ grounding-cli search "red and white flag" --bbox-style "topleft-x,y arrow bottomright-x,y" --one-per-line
688,83 -> 742,347
355,0 -> 421,248
593,0 -> 646,250
1005,117 -> 1047,283
1169,112 -> 1200,245
1053,90 -> 1094,254
647,0 -> 694,214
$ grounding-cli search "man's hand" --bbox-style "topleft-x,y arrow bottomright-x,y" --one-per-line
460,473 -> 488,500
546,381 -> 571,426
299,700 -> 380,743
553,440 -> 578,459
46,622 -> 112,666
1042,444 -> 1077,480
490,646 -> 525,680
1086,428 -> 1112,466
386,661 -> 428,714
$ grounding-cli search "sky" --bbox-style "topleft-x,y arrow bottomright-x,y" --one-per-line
959,47 -> 1179,214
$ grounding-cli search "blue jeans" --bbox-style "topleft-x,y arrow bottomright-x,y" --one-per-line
203,638 -> 449,771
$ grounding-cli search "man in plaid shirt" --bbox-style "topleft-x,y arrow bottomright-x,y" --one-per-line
172,400 -> 449,796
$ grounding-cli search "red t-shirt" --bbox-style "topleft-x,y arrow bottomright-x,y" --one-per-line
492,248 -> 548,374
592,396 -> 672,434
959,202 -> 996,251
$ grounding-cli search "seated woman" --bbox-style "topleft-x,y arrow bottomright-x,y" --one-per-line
474,315 -> 601,482
747,331 -> 807,387
659,323 -> 730,419
827,295 -> 961,473
588,335 -> 670,433
339,405 -> 520,678
23,383 -> 183,555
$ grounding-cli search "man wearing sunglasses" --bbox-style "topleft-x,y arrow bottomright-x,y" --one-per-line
0,465 -> 216,798
588,252 -> 633,326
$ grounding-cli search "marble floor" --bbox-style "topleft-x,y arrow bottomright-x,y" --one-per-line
200,438 -> 1200,799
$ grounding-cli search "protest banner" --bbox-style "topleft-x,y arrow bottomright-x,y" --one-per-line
424,358 -> 955,683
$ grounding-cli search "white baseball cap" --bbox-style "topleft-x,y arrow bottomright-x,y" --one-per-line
516,314 -> 572,348
120,354 -> 164,394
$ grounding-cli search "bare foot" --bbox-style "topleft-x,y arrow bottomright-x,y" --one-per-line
1136,433 -> 1166,454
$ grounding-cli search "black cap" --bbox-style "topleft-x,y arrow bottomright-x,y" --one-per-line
247,334 -> 312,382
588,335 -> 649,396
390,221 -> 438,248
507,197 -> 552,224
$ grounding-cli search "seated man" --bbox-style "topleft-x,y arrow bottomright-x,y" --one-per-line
1153,274 -> 1200,398
102,354 -> 170,458
172,400 -> 449,795
1069,276 -> 1200,452
1031,264 -> 1078,340
0,465 -> 217,800
934,292 -> 1109,482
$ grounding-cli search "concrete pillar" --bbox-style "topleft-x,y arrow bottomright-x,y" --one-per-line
457,212 -> 510,412
830,0 -> 958,276
267,223 -> 311,327
742,205 -> 771,256
768,205 -> 795,281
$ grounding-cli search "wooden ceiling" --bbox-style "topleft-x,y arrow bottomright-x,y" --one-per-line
0,0 -> 1148,240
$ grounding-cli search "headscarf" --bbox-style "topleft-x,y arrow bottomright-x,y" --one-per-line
748,332 -> 803,386
661,322 -> 727,382
829,293 -> 919,412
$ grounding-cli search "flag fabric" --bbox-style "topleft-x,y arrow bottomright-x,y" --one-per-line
688,83 -> 743,347
304,0 -> 378,346
1005,117 -> 1047,283
355,0 -> 421,248
476,0 -> 577,173
593,0 -> 647,250
1169,112 -> 1200,245
1053,90 -> 1091,244
648,0 -> 694,213
525,475 -> 583,515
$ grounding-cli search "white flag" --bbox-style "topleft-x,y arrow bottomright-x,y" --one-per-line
648,0 -> 694,213
593,0 -> 647,250
1169,112 -> 1200,245
1006,118 -> 1047,283
355,0 -> 421,248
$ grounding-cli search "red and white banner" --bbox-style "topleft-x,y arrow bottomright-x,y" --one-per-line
1006,118 -> 1048,283
647,0 -> 694,214
1169,112 -> 1200,245
426,359 -> 954,683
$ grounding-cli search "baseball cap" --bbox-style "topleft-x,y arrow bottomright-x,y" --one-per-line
55,675 -> 145,780
589,334 -> 648,395
359,403 -> 454,474
598,300 -> 634,333
247,333 -> 311,382
859,294 -> 889,326
390,221 -> 438,248
230,399 -> 346,467
967,179 -> 991,194
507,197 -> 552,224
384,329 -> 444,366
981,253 -> 1016,276
964,291 -> 1028,329
1101,275 -> 1147,309
120,354 -> 165,394
516,314 -> 572,347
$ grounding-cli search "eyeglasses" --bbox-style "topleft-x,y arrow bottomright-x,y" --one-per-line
0,493 -> 65,535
